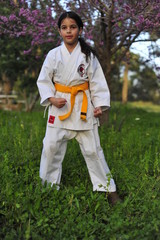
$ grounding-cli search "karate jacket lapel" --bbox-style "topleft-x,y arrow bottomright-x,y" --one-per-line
60,42 -> 80,85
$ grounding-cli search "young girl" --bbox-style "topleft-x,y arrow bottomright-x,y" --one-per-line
37,11 -> 120,205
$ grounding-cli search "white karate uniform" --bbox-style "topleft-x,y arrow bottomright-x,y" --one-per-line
37,42 -> 116,192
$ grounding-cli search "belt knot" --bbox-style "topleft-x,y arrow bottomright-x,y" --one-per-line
71,87 -> 78,96
54,82 -> 89,121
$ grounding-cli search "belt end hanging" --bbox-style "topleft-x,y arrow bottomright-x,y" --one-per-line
80,112 -> 87,121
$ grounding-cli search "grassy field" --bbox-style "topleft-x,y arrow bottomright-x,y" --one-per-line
128,101 -> 160,113
0,102 -> 160,240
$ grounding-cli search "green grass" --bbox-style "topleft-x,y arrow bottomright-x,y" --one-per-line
128,101 -> 160,113
0,103 -> 160,240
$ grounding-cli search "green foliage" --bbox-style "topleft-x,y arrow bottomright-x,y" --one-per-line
0,104 -> 160,239
128,54 -> 159,103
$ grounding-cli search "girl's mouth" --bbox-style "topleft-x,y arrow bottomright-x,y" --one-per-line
66,36 -> 72,39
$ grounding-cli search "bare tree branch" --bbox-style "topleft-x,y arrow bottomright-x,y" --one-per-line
113,31 -> 141,68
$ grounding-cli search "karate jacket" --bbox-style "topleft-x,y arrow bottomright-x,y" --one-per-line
37,42 -> 110,130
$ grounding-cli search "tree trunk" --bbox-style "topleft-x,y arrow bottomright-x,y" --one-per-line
122,61 -> 129,104
2,73 -> 12,94
13,0 -> 18,5
27,92 -> 39,112
24,92 -> 40,112
105,1 -> 114,88
105,56 -> 112,88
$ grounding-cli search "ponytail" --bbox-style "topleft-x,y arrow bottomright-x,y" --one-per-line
78,37 -> 97,62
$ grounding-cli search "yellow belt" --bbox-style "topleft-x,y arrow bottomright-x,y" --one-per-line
55,82 -> 89,121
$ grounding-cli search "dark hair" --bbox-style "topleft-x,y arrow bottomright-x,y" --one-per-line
58,11 -> 96,62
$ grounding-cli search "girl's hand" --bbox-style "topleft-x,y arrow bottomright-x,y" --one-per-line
94,107 -> 102,117
49,97 -> 67,108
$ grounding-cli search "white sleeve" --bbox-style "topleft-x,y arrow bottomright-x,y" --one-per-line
37,51 -> 56,106
88,55 -> 110,111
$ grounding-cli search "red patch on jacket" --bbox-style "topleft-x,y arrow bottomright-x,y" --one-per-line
48,115 -> 55,124
77,64 -> 86,77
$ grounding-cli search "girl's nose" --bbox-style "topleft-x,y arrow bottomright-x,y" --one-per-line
66,27 -> 71,33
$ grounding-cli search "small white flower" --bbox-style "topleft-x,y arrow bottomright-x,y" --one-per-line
135,118 -> 140,121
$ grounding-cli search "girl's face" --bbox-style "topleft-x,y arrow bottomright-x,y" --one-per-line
59,17 -> 82,49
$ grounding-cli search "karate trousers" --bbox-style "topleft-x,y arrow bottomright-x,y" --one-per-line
40,124 -> 116,192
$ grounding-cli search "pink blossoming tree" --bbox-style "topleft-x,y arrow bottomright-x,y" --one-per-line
0,0 -> 160,108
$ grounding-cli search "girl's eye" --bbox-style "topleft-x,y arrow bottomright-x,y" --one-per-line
71,25 -> 77,29
61,26 -> 67,30
60,25 -> 78,30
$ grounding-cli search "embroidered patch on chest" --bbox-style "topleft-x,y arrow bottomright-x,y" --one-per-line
48,115 -> 55,124
77,64 -> 87,77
